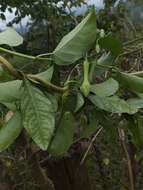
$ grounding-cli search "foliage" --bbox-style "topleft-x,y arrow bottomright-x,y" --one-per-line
0,7 -> 143,156
1,4 -> 143,189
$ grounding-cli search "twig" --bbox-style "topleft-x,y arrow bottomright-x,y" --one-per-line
118,128 -> 135,190
66,4 -> 78,25
28,75 -> 68,93
80,127 -> 103,165
123,37 -> 143,46
0,47 -> 52,61
0,56 -> 68,93
36,52 -> 53,58
121,47 -> 143,56
0,56 -> 20,78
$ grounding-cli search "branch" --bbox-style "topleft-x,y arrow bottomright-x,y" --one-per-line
80,127 -> 103,165
28,75 -> 68,93
0,56 -> 68,93
118,128 -> 135,190
0,47 -> 52,61
0,56 -> 20,78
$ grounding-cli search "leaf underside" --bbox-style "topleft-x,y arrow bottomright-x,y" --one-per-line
54,9 -> 97,65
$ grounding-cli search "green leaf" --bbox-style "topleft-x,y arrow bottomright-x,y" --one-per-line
80,118 -> 98,139
62,91 -> 77,112
53,9 -> 96,65
127,98 -> 143,110
90,78 -> 119,97
0,80 -> 21,103
90,53 -> 114,79
0,112 -> 22,152
2,102 -> 17,111
98,34 -> 123,56
21,79 -> 57,150
116,72 -> 143,93
0,27 -> 23,47
0,66 -> 54,108
74,92 -> 84,113
89,95 -> 137,114
36,66 -> 54,81
49,112 -> 76,156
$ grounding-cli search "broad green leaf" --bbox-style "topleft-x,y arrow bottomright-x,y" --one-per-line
98,34 -> 123,56
21,79 -> 57,150
90,78 -> 119,97
0,27 -> 23,46
2,102 -> 17,111
96,53 -> 114,73
88,95 -> 137,114
0,112 -> 22,152
36,66 -> 54,81
0,80 -> 21,103
74,92 -> 84,113
116,72 -> 143,93
90,53 -> 114,79
62,91 -> 77,112
80,118 -> 98,139
49,112 -> 76,156
53,9 -> 96,65
127,98 -> 143,110
0,66 -> 54,108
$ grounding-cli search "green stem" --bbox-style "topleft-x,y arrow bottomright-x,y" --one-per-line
95,63 -> 118,71
36,52 -> 53,58
83,58 -> 90,80
0,47 -> 52,61
28,75 -> 68,93
0,55 -> 67,93
0,56 -> 20,78
131,71 -> 143,77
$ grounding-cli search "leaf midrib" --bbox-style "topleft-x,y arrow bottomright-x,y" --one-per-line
25,81 -> 46,146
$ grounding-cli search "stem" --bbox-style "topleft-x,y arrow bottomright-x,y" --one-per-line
21,131 -> 55,190
123,37 -> 143,46
83,58 -> 90,81
130,70 -> 143,77
80,127 -> 103,165
95,63 -> 118,71
36,52 -> 53,58
121,47 -> 143,56
0,55 -> 68,93
0,56 -> 20,78
118,128 -> 135,190
0,47 -> 52,61
28,75 -> 68,93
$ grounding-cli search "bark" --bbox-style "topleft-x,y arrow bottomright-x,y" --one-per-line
42,154 -> 91,190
